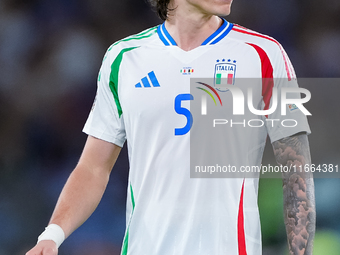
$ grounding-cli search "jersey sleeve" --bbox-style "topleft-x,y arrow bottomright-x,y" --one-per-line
83,49 -> 126,147
264,45 -> 311,143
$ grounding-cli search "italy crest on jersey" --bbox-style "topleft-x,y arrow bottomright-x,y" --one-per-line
214,59 -> 237,92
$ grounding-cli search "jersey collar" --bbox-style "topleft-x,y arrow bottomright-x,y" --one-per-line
157,18 -> 234,46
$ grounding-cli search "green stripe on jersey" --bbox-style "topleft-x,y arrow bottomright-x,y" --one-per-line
109,47 -> 139,117
121,183 -> 136,255
130,182 -> 135,209
108,26 -> 157,51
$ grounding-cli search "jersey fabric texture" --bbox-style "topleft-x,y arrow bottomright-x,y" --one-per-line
83,18 -> 311,255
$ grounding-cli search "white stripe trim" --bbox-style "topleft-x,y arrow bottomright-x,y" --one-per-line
207,22 -> 231,45
160,24 -> 172,46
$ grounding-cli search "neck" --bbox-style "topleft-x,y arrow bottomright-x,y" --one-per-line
165,7 -> 222,51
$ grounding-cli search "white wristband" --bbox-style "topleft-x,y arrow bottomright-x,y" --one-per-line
37,224 -> 65,248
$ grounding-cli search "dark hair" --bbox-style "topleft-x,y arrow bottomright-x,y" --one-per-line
148,0 -> 171,21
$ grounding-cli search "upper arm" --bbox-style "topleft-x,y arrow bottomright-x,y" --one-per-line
78,135 -> 122,176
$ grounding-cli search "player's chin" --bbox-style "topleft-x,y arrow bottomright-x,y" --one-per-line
215,6 -> 232,17
214,1 -> 232,16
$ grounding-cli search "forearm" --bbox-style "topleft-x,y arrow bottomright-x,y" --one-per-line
272,133 -> 316,255
26,137 -> 121,255
47,136 -> 121,239
49,162 -> 110,238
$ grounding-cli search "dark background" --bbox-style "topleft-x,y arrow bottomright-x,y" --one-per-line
0,0 -> 339,254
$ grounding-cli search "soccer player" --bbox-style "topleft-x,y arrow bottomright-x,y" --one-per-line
26,0 -> 315,254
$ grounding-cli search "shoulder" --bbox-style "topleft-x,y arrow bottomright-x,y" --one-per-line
105,26 -> 159,59
229,24 -> 284,52
228,23 -> 296,79
97,25 -> 160,81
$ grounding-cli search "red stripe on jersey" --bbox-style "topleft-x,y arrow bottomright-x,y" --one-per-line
247,43 -> 274,118
232,27 -> 293,81
238,179 -> 247,255
233,24 -> 251,30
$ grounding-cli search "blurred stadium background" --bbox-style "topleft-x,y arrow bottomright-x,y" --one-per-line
0,0 -> 339,254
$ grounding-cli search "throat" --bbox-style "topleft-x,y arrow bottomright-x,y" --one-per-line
165,16 -> 223,52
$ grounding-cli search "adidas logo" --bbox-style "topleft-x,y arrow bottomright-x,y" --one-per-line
135,71 -> 160,88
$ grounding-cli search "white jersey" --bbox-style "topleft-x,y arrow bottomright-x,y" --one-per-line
83,18 -> 310,255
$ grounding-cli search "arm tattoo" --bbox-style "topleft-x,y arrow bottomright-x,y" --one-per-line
272,133 -> 316,255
